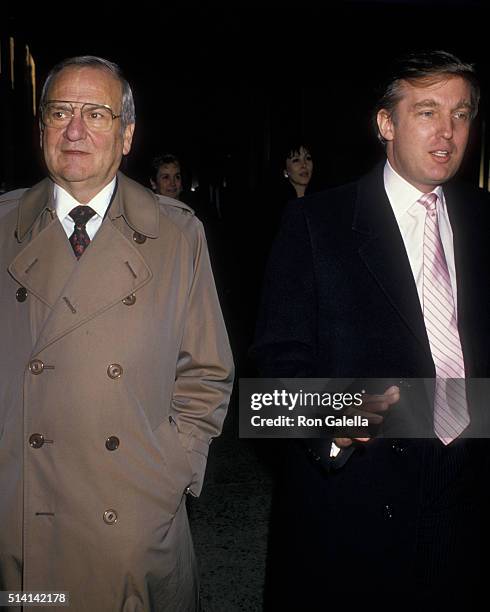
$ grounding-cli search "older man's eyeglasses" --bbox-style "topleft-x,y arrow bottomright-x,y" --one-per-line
41,100 -> 122,132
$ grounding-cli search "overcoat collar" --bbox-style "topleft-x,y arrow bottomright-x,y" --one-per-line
16,171 -> 159,242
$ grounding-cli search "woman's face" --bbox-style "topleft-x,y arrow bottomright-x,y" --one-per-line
285,147 -> 313,189
151,162 -> 183,200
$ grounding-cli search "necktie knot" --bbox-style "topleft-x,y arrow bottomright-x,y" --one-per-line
69,205 -> 96,228
418,192 -> 438,213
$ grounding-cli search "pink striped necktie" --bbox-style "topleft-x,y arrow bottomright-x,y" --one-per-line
418,192 -> 469,444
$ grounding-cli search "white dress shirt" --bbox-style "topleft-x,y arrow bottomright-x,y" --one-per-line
330,162 -> 458,459
54,177 -> 116,240
383,160 -> 458,310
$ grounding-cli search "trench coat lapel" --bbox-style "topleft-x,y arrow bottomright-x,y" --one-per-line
32,219 -> 153,353
9,173 -> 158,354
9,178 -> 77,308
353,165 -> 432,358
9,217 -> 77,308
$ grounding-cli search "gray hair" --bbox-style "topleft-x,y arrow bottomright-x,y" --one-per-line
374,50 -> 480,145
39,55 -> 135,130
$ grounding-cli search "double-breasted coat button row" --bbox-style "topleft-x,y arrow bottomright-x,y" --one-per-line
16,287 -> 28,302
107,364 -> 123,379
29,360 -> 123,378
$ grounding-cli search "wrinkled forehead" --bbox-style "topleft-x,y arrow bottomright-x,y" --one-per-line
47,66 -> 123,108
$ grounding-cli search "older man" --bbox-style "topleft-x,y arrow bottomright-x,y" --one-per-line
0,56 -> 233,611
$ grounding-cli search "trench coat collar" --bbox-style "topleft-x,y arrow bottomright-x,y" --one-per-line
108,172 -> 159,239
15,171 -> 160,242
16,178 -> 55,242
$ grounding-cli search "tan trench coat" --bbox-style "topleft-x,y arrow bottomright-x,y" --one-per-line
0,173 -> 234,611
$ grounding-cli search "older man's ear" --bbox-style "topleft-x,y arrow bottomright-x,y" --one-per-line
123,123 -> 135,156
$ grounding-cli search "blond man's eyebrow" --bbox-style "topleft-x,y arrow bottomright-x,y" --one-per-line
412,99 -> 438,109
412,99 -> 473,111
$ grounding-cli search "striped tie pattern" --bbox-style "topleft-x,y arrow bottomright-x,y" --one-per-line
418,193 -> 469,444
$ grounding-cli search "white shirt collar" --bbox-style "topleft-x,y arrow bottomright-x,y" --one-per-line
54,177 -> 117,222
383,160 -> 445,222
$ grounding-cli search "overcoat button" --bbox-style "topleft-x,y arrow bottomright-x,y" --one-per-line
132,231 -> 146,244
29,359 -> 45,375
105,436 -> 120,451
103,509 -> 118,524
29,433 -> 45,448
383,504 -> 394,520
107,364 -> 123,379
16,287 -> 28,302
122,293 -> 136,306
392,441 -> 407,455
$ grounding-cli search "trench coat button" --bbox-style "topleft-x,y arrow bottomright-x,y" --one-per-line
29,433 -> 45,448
29,359 -> 45,375
105,436 -> 120,451
132,231 -> 146,244
103,509 -> 118,524
107,364 -> 123,379
122,293 -> 136,306
16,287 -> 28,302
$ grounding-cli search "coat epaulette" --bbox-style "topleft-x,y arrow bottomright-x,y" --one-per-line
155,194 -> 195,216
0,188 -> 28,206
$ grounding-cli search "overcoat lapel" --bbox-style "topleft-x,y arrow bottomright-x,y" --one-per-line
9,177 -> 76,308
31,219 -> 153,354
9,217 -> 77,308
8,173 -> 157,355
353,166 -> 432,359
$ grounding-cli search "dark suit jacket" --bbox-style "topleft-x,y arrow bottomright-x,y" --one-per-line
252,162 -> 490,608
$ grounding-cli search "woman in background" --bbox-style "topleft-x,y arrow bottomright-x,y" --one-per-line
150,152 -> 183,201
282,141 -> 314,198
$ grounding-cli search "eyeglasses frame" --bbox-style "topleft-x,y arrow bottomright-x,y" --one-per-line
40,100 -> 122,130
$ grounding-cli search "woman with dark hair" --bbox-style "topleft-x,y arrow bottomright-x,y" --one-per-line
150,152 -> 183,200
282,141 -> 314,198
262,140 -> 315,241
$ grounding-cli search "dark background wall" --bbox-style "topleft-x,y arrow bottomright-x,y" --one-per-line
2,1 -> 489,194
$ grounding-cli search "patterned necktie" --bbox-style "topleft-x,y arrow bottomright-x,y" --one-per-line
418,192 -> 469,444
68,205 -> 96,259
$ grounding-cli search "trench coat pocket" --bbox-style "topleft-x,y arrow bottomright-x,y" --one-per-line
176,434 -> 209,497
156,417 -> 195,498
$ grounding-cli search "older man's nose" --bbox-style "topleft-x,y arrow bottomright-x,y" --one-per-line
65,112 -> 88,141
